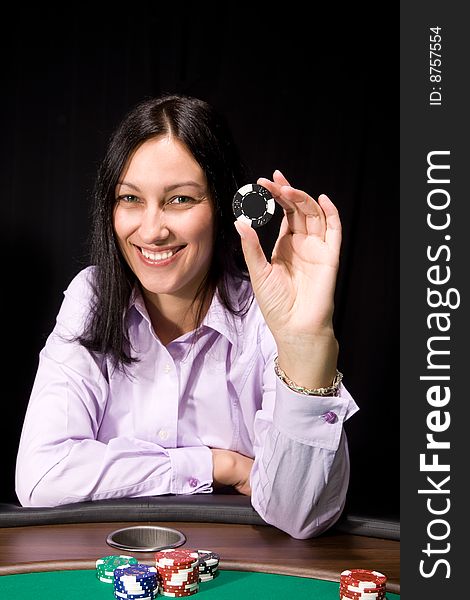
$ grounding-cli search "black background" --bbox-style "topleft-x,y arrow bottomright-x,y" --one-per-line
1,5 -> 398,520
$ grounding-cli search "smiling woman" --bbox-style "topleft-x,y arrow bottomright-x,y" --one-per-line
15,93 -> 359,539
113,137 -> 215,344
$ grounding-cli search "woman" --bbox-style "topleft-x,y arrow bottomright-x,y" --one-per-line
15,94 -> 358,539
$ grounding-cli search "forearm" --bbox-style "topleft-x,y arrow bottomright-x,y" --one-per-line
250,429 -> 350,539
211,448 -> 253,496
249,370 -> 358,539
16,437 -> 213,507
276,330 -> 339,390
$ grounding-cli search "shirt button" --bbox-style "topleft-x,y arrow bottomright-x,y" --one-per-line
189,477 -> 199,488
163,363 -> 171,374
320,411 -> 338,424
158,429 -> 169,441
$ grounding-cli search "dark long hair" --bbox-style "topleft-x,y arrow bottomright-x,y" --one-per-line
78,93 -> 252,368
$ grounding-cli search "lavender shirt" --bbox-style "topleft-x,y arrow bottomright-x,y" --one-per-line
16,266 -> 359,538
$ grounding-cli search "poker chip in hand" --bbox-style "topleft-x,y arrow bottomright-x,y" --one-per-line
232,183 -> 276,228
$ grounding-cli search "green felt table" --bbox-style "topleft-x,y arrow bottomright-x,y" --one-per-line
0,568 -> 400,599
0,520 -> 400,597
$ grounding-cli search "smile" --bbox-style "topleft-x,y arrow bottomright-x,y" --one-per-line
136,245 -> 186,265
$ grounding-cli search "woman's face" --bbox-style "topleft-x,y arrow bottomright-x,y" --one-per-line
113,135 -> 214,301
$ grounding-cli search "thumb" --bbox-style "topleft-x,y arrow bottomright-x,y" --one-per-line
234,221 -> 270,285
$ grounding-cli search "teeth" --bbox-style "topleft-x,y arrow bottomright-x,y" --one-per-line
140,247 -> 178,261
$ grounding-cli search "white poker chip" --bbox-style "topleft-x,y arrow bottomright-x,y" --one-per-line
232,183 -> 275,228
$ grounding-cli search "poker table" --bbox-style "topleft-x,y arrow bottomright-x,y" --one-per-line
0,496 -> 400,598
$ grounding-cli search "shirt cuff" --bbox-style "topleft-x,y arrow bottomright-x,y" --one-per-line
273,377 -> 359,451
167,446 -> 214,494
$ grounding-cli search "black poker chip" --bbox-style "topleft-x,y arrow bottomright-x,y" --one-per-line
232,183 -> 275,228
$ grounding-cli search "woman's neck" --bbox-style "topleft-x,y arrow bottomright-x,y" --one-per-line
143,288 -> 213,346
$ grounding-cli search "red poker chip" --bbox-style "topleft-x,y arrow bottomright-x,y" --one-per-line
160,579 -> 199,587
341,584 -> 386,594
341,580 -> 387,590
339,590 -> 386,600
155,549 -> 200,566
159,572 -> 198,580
157,564 -> 198,573
161,581 -> 199,588
340,580 -> 387,590
160,586 -> 199,593
158,572 -> 198,580
339,592 -> 386,600
340,590 -> 386,597
158,571 -> 199,580
156,558 -> 198,565
159,588 -> 198,597
158,567 -> 198,574
340,584 -> 386,593
340,593 -> 386,600
155,549 -> 198,558
340,586 -> 386,592
340,596 -> 385,600
158,577 -> 199,586
340,569 -> 387,586
340,586 -> 386,597
339,585 -> 386,596
340,588 -> 386,596
157,565 -> 198,572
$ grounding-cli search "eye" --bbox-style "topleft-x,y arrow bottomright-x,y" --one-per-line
116,194 -> 141,204
168,195 -> 193,205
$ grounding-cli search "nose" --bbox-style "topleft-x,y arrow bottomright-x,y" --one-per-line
139,206 -> 170,244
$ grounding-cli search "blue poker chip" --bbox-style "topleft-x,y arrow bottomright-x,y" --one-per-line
114,579 -> 156,585
114,582 -> 156,591
115,565 -> 157,580
114,592 -> 156,600
114,582 -> 156,590
114,593 -> 156,600
232,183 -> 275,228
114,590 -> 156,598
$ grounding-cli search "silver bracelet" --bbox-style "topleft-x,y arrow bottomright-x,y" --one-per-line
274,356 -> 343,396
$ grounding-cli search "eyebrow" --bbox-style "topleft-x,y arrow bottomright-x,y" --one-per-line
117,180 -> 205,193
164,181 -> 205,193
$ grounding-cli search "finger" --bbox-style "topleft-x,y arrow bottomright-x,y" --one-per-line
257,177 -> 296,214
256,169 -> 291,193
278,214 -> 290,238
258,172 -> 325,237
281,185 -> 326,236
272,169 -> 291,186
234,220 -> 271,287
257,178 -> 308,234
257,173 -> 297,213
318,194 -> 342,253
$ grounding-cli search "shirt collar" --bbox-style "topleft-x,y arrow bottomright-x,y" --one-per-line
129,276 -> 251,347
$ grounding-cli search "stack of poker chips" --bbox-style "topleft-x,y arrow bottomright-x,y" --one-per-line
155,548 -> 201,597
196,549 -> 220,582
95,555 -> 138,584
339,569 -> 388,599
113,564 -> 158,600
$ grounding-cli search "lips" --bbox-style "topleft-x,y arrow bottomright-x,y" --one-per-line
135,244 -> 186,265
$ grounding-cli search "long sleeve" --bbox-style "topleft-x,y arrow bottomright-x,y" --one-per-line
249,330 -> 359,539
15,269 -> 213,507
15,350 -> 213,507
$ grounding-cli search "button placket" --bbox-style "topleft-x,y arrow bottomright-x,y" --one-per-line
157,353 -> 178,447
